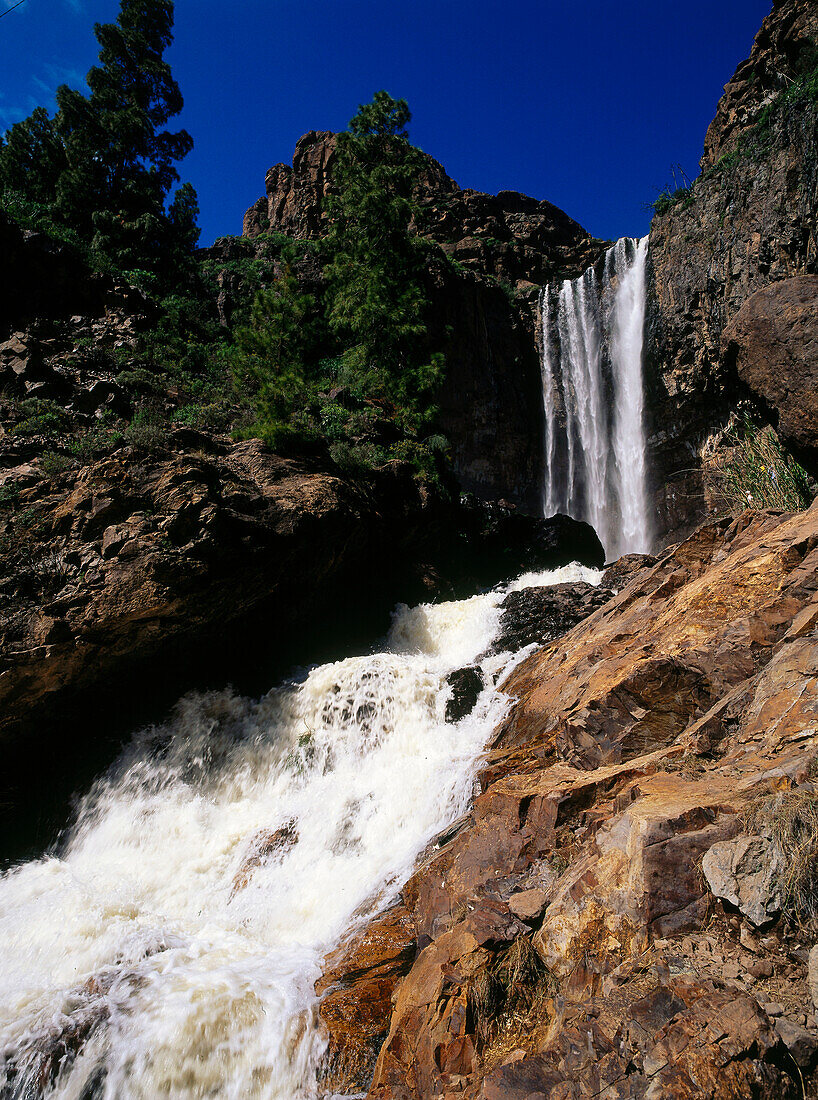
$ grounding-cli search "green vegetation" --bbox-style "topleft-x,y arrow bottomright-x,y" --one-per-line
0,0 -> 198,289
649,165 -> 696,216
707,415 -> 813,514
1,47 -> 448,483
230,92 -> 447,478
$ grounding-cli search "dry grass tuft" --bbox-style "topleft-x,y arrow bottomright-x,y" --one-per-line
467,935 -> 557,1048
743,790 -> 818,931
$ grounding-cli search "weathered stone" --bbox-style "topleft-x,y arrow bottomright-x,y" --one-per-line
702,834 -> 785,927
507,888 -> 547,923
808,945 -> 818,1012
646,0 -> 818,541
775,1017 -> 818,1069
325,500 -> 818,1099
722,276 -> 818,456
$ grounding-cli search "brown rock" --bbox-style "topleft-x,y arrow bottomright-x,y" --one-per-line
316,903 -> 416,1094
507,888 -> 547,923
722,276 -> 818,454
324,501 -> 818,1098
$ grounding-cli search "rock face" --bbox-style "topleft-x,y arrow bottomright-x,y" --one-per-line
316,501 -> 818,1098
722,275 -> 818,456
239,131 -> 606,510
702,834 -> 785,927
646,0 -> 818,540
243,130 -> 605,289
0,437 -> 603,857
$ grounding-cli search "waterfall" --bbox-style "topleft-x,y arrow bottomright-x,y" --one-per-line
0,563 -> 601,1100
540,236 -> 652,560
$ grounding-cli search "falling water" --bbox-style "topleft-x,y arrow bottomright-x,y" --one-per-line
0,563 -> 601,1100
540,236 -> 652,560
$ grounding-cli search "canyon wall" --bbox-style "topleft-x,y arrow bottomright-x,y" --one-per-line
645,0 -> 818,540
239,133 -> 607,510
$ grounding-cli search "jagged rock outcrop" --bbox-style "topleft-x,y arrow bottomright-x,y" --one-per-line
316,500 -> 818,1097
242,130 -> 605,288
646,0 -> 818,540
238,130 -> 606,508
700,0 -> 818,171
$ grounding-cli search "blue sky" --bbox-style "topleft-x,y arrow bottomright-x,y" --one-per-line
1,0 -> 772,246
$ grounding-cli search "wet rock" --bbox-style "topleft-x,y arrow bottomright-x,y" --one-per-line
231,821 -> 299,895
702,834 -> 785,927
454,502 -> 605,591
445,666 -> 484,722
492,581 -> 607,654
316,903 -> 416,1094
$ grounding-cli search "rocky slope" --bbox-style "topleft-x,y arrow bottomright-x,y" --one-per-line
645,0 -> 818,539
316,499 -> 818,1098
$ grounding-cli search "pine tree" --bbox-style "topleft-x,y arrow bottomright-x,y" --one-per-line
235,262 -> 320,449
0,0 -> 198,283
325,91 -> 443,429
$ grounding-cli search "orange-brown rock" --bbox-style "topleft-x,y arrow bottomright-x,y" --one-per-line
317,501 -> 818,1099
316,903 -> 417,1092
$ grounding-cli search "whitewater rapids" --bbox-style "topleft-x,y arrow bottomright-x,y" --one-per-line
0,563 -> 600,1099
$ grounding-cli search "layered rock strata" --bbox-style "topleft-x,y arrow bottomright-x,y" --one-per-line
317,500 -> 818,1098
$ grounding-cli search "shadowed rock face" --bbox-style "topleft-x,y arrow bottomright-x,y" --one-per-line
722,275 -> 818,458
315,501 -> 818,1098
645,0 -> 818,542
239,130 -> 607,510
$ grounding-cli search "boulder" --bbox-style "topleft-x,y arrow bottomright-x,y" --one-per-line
507,888 -> 547,923
775,1017 -> 818,1069
702,834 -> 785,927
491,581 -> 608,654
722,276 -> 818,455
809,945 -> 818,1012
445,667 -> 484,722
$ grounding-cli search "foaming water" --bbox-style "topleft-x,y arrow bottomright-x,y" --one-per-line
0,563 -> 601,1099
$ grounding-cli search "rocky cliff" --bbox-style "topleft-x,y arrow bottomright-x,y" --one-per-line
239,131 -> 607,509
645,0 -> 818,540
316,500 -> 818,1099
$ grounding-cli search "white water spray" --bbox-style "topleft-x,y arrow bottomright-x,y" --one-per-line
540,236 -> 652,560
0,564 -> 601,1099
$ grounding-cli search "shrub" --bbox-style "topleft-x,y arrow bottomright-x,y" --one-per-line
9,398 -> 72,438
124,408 -> 168,452
41,451 -> 74,476
705,415 -> 813,513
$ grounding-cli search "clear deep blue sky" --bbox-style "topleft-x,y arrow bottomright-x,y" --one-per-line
1,0 -> 772,246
